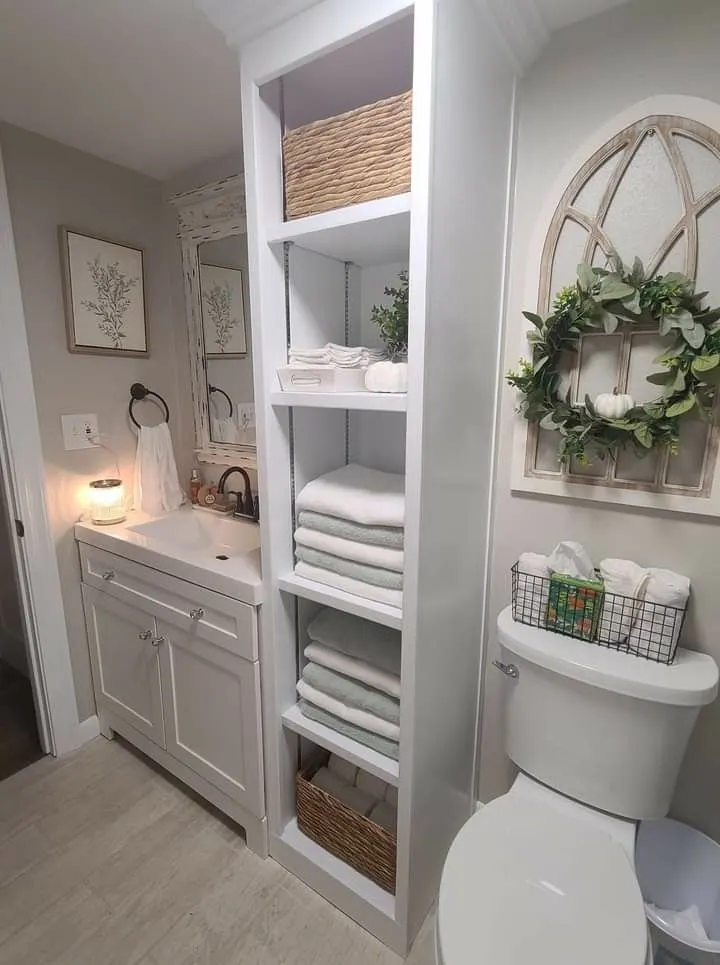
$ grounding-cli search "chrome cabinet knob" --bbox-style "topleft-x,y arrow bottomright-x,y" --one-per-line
493,660 -> 519,679
189,607 -> 205,621
151,636 -> 165,648
138,630 -> 152,641
102,570 -> 115,581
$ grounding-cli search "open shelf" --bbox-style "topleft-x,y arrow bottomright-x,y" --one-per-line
279,572 -> 403,631
282,703 -> 399,786
266,194 -> 411,267
271,390 -> 407,412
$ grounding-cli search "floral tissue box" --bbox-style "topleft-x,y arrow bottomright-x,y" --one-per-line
546,573 -> 604,641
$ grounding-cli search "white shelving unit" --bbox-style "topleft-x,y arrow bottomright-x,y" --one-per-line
226,0 -> 517,954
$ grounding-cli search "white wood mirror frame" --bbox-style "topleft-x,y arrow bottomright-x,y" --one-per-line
169,175 -> 257,468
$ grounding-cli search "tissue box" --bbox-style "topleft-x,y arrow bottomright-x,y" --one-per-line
546,573 -> 604,641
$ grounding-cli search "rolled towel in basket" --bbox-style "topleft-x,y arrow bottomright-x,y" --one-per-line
628,568 -> 690,658
514,553 -> 551,626
598,559 -> 650,644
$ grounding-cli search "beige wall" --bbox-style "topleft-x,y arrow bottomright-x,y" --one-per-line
0,122 -> 194,721
479,0 -> 720,840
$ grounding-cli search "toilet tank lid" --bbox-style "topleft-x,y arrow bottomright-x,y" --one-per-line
498,607 -> 718,707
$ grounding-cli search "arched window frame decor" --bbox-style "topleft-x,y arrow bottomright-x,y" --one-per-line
510,96 -> 720,518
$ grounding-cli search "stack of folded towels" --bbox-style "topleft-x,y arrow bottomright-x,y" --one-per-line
297,607 -> 401,760
294,463 -> 405,608
289,343 -> 386,369
311,754 -> 398,831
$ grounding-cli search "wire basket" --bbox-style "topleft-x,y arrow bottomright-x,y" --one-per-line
510,563 -> 687,664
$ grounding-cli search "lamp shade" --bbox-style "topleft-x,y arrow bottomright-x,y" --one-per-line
89,478 -> 126,525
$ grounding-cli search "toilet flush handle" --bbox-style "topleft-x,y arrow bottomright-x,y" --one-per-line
493,660 -> 519,679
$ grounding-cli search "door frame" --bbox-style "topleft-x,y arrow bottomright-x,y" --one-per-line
0,142 -> 87,756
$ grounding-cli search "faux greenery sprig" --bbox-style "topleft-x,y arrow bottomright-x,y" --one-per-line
371,270 -> 409,359
507,255 -> 720,464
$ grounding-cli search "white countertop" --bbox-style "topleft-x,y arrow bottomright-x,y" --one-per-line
75,506 -> 263,605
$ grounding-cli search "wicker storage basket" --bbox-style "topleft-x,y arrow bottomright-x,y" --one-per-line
296,756 -> 397,893
283,90 -> 412,220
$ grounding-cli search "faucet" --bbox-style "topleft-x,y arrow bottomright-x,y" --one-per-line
217,466 -> 258,522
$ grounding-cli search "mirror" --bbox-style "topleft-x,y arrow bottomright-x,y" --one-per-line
170,175 -> 256,466
198,236 -> 255,446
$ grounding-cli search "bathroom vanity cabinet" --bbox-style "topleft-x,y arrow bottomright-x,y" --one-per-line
77,534 -> 267,856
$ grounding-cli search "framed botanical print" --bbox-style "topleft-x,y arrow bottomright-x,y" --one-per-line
199,263 -> 248,358
59,227 -> 148,357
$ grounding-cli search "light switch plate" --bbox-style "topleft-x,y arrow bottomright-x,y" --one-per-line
61,414 -> 99,450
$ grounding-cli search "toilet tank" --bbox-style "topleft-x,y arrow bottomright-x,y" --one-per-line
496,607 -> 718,820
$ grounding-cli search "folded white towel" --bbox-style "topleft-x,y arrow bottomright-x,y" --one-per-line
295,527 -> 404,573
311,766 -> 350,798
297,679 -> 400,740
598,559 -> 650,644
628,568 -> 689,658
515,552 -> 551,626
296,463 -> 405,527
356,771 -> 388,800
210,415 -> 241,444
295,561 -> 403,608
133,423 -> 184,517
289,343 -> 386,369
327,753 -> 358,785
304,643 -> 401,699
548,541 -> 596,580
369,801 -> 397,832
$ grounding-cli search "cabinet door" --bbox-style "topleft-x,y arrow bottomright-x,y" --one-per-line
82,585 -> 165,747
157,619 -> 263,816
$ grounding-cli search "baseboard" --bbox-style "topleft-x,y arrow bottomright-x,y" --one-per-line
73,714 -> 100,748
475,799 -> 485,811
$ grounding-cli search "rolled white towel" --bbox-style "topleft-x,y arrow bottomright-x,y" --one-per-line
598,559 -> 650,644
328,753 -> 358,785
356,771 -> 388,800
311,767 -> 350,798
385,784 -> 398,807
514,552 -> 551,627
369,800 -> 397,832
547,541 -> 596,581
628,568 -> 690,659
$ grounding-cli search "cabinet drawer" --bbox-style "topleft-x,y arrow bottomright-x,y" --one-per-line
80,545 -> 258,661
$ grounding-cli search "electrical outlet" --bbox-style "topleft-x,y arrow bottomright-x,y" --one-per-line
61,414 -> 99,451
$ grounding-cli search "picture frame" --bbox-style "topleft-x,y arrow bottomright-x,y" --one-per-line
199,263 -> 248,359
59,226 -> 148,357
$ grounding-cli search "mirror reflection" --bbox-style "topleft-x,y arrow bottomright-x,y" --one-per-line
198,235 -> 255,446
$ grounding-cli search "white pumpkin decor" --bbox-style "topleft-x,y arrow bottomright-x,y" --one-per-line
594,391 -> 634,420
365,359 -> 408,394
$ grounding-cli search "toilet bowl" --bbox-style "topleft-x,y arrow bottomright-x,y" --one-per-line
436,607 -> 718,965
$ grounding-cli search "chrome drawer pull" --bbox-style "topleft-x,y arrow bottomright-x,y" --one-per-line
138,630 -> 152,641
493,660 -> 519,679
151,636 -> 165,648
189,608 -> 205,621
101,570 -> 115,581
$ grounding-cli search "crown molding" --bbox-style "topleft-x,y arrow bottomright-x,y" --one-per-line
472,0 -> 550,74
197,0 -> 322,49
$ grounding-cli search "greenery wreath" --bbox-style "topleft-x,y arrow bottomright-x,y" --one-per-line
507,255 -> 720,465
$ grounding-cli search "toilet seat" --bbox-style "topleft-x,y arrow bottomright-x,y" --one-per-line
437,787 -> 648,965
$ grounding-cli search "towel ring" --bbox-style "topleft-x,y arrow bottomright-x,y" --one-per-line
209,385 -> 233,418
129,383 -> 170,429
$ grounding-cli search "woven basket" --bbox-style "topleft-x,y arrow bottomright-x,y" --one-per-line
283,90 -> 412,220
296,756 -> 397,893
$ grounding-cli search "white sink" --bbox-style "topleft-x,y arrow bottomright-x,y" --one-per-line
75,507 -> 262,604
127,510 -> 259,557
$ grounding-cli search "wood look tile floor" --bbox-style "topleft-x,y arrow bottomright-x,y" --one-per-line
0,737 -> 435,965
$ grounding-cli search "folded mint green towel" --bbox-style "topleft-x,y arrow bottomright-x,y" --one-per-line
307,608 -> 401,675
303,662 -> 400,725
298,511 -> 403,549
295,546 -> 403,590
299,700 -> 399,760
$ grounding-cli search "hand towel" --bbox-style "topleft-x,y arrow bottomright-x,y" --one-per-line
310,766 -> 350,798
296,679 -> 400,740
295,527 -> 404,572
598,559 -> 650,644
133,423 -> 184,517
327,754 -> 358,785
302,663 -> 400,725
296,546 -> 403,590
385,784 -> 398,807
298,700 -> 399,760
356,771 -> 388,800
629,568 -> 690,658
210,415 -> 241,444
304,642 -> 401,698
296,464 -> 405,527
514,552 -> 551,626
298,511 -> 404,549
307,608 -> 401,675
295,561 -> 403,608
369,801 -> 397,832
311,768 -> 376,815
548,541 -> 596,580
